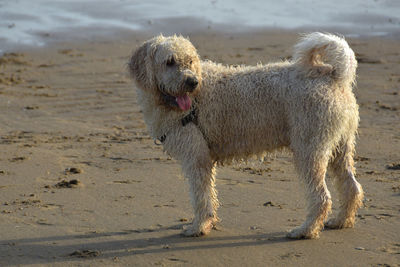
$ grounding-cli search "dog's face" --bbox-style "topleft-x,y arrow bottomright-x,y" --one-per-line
129,35 -> 202,111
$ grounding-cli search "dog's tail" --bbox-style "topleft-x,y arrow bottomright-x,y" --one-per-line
293,32 -> 357,85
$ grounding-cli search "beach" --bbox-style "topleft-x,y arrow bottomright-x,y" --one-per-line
0,27 -> 399,266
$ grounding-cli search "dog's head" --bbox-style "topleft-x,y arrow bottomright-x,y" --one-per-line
129,35 -> 202,111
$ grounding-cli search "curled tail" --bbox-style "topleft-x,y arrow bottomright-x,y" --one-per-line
293,32 -> 357,85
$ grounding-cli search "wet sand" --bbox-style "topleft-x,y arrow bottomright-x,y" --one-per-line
0,30 -> 399,266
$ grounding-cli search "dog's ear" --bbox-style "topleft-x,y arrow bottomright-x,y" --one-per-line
129,37 -> 162,90
129,41 -> 150,86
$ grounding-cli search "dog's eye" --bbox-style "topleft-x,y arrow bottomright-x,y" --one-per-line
189,60 -> 193,65
166,57 -> 176,67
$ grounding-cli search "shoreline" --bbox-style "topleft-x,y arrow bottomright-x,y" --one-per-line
2,14 -> 400,55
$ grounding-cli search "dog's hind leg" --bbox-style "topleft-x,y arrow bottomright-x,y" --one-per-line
163,124 -> 219,237
287,147 -> 332,239
326,137 -> 364,229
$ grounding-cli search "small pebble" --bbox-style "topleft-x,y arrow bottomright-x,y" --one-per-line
263,201 -> 275,207
65,167 -> 82,174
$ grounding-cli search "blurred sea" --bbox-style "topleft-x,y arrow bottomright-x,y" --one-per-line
0,0 -> 399,52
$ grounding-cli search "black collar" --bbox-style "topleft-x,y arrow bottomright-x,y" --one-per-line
156,107 -> 197,144
181,107 -> 197,127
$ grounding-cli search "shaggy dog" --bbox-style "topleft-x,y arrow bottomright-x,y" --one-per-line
129,32 -> 364,239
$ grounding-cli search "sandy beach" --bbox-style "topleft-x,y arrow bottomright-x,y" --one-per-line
0,29 -> 399,266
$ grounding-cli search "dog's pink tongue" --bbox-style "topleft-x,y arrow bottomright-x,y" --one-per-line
176,95 -> 191,111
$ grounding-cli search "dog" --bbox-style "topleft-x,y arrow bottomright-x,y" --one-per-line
129,32 -> 364,239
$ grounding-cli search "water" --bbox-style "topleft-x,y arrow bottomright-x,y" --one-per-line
0,0 -> 399,52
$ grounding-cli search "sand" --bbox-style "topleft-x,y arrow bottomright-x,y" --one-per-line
0,30 -> 399,266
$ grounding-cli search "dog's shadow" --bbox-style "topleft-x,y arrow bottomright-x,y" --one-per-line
1,224 -> 293,265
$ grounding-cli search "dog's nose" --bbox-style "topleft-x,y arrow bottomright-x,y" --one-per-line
185,77 -> 198,91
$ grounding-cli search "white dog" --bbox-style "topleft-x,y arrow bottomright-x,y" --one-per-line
129,32 -> 364,239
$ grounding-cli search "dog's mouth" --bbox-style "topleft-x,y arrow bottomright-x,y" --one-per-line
160,89 -> 192,111
175,94 -> 192,111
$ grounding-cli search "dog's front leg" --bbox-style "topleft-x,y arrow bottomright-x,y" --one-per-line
181,157 -> 218,236
163,124 -> 219,237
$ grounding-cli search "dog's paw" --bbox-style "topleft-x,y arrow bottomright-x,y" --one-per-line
181,218 -> 216,237
181,225 -> 205,237
182,223 -> 213,237
325,218 -> 355,229
287,226 -> 320,239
